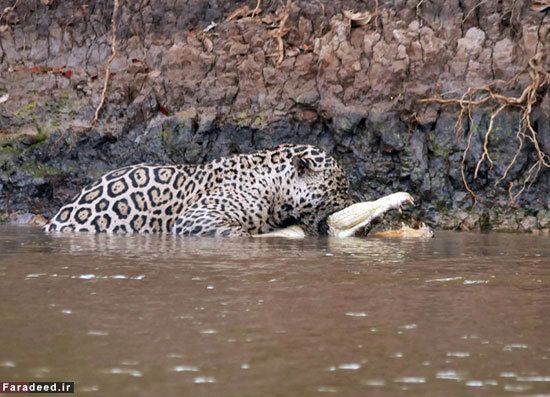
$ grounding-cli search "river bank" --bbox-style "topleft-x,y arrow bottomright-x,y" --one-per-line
1,0 -> 549,232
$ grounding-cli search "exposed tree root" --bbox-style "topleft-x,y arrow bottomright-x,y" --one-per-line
374,0 -> 379,31
462,0 -> 489,23
227,0 -> 290,67
314,0 -> 326,35
0,0 -> 21,25
420,50 -> 550,206
51,0 -> 119,153
226,3 -> 263,22
271,0 -> 292,68
251,0 -> 261,18
416,0 -> 425,27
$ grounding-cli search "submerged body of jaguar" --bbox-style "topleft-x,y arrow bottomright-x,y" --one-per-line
43,144 -> 353,236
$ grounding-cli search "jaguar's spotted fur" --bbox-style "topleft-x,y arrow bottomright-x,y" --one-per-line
43,144 -> 352,236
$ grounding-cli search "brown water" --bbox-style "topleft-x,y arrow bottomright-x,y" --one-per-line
0,226 -> 549,396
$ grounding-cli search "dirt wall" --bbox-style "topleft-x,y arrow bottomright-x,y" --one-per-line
1,0 -> 549,231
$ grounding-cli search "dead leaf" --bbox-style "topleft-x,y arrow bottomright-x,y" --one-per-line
0,93 -> 9,104
343,9 -> 373,26
0,25 -> 8,32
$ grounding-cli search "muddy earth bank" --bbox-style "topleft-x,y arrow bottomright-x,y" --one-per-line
1,0 -> 549,232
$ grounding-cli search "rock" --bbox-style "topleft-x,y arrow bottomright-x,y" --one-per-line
457,27 -> 486,56
293,81 -> 319,105
363,31 -> 381,56
493,38 -> 514,78
197,107 -> 217,134
175,108 -> 197,130
401,129 -> 427,183
495,215 -> 520,232
462,212 -> 480,231
294,53 -> 314,76
229,42 -> 249,57
319,97 -> 366,136
12,213 -> 33,224
522,25 -> 540,59
419,27 -> 444,62
444,209 -> 468,230
536,209 -> 550,228
520,216 -> 537,232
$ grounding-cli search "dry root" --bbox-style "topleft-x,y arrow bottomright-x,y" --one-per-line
227,0 -> 291,68
420,50 -> 550,206
251,0 -> 261,18
226,2 -> 263,22
271,0 -> 292,68
0,0 -> 21,25
51,0 -> 119,153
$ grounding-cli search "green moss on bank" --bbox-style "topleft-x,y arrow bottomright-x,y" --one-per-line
20,162 -> 64,178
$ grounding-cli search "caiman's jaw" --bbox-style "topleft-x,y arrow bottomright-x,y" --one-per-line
253,192 -> 414,239
326,192 -> 414,238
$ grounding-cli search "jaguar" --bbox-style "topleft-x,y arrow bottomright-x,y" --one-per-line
43,144 -> 354,237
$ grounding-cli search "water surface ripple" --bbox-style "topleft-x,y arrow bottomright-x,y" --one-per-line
1,226 -> 549,396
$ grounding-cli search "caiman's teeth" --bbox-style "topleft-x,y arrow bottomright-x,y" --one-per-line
327,192 -> 414,238
253,225 -> 306,239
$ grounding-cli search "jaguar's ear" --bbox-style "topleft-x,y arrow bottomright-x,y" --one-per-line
292,147 -> 333,175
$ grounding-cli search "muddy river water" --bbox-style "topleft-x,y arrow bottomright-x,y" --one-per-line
0,226 -> 549,396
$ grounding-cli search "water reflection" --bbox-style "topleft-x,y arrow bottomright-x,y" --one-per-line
1,226 -> 549,396
4,227 -> 421,264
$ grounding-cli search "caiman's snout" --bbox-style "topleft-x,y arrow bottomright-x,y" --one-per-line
254,192 -> 414,239
326,192 -> 414,238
